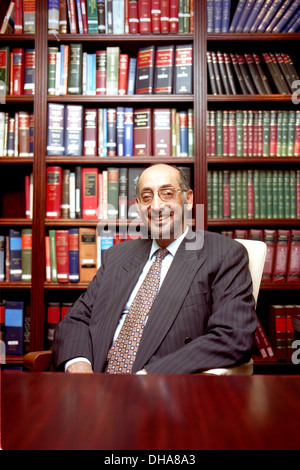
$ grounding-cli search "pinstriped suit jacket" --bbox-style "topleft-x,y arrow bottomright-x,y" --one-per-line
53,230 -> 257,373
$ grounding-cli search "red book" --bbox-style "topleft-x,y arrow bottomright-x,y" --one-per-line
269,110 -> 277,156
47,302 -> 61,347
287,229 -> 300,283
12,49 -> 25,95
128,0 -> 139,33
45,236 -> 51,282
153,108 -> 171,157
151,0 -> 161,33
160,0 -> 170,33
55,230 -> 69,282
46,166 -> 62,219
82,167 -> 99,219
249,229 -> 263,241
14,0 -> 24,34
68,0 -> 78,33
169,0 -> 179,32
297,170 -> 300,219
96,50 -> 106,95
272,230 -> 291,283
294,111 -> 300,156
269,305 -> 287,360
25,174 -> 32,219
83,109 -> 98,156
133,108 -> 152,157
61,303 -> 73,320
222,110 -> 229,157
80,0 -> 89,33
118,54 -> 129,95
139,0 -> 152,32
262,229 -> 276,282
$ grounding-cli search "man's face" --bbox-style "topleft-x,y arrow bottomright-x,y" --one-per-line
136,165 -> 193,247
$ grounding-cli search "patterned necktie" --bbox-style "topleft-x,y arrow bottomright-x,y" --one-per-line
106,248 -> 169,374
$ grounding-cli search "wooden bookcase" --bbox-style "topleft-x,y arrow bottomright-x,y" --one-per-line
0,0 -> 299,373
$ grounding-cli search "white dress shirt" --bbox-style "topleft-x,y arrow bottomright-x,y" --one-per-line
65,228 -> 188,372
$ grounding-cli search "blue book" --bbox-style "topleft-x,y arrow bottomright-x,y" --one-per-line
9,229 -> 22,281
116,107 -> 125,156
112,0 -> 125,33
100,235 -> 114,260
249,0 -> 274,32
179,111 -> 188,156
221,0 -> 232,32
86,53 -> 96,95
29,113 -> 34,156
0,235 -> 5,281
48,0 -> 59,33
284,6 -> 300,30
69,228 -> 79,282
5,301 -> 24,355
243,0 -> 266,32
24,49 -> 35,95
64,104 -> 83,156
75,0 -> 84,33
269,0 -> 300,32
213,0 -> 223,32
207,0 -> 214,32
124,107 -> 133,156
235,0 -> 257,32
229,0 -> 248,32
256,0 -> 286,32
127,58 -> 136,95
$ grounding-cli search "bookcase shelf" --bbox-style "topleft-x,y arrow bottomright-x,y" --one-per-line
1,0 -> 299,373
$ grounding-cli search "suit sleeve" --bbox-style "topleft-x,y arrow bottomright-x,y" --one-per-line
143,241 -> 257,374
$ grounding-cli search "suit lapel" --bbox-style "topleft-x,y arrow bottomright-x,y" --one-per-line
133,232 -> 207,372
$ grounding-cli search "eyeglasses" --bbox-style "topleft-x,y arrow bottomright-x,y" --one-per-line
138,187 -> 184,205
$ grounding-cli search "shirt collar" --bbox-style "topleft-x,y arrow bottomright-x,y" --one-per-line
149,227 -> 189,260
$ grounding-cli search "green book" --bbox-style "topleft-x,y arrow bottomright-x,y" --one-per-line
236,110 -> 243,156
277,170 -> 285,219
259,170 -> 267,218
242,170 -> 248,218
48,47 -> 59,95
276,110 -> 283,156
283,170 -> 291,219
207,171 -> 212,219
253,170 -> 260,219
211,171 -> 219,218
0,47 -> 10,95
86,0 -> 99,33
49,230 -> 57,282
229,171 -> 236,219
262,111 -> 270,157
67,44 -> 83,95
266,170 -> 273,219
290,170 -> 297,219
21,229 -> 32,282
272,170 -> 279,219
235,170 -> 243,219
281,111 -> 288,156
106,47 -> 120,96
107,167 -> 119,219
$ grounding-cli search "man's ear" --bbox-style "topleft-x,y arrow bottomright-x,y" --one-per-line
185,190 -> 193,211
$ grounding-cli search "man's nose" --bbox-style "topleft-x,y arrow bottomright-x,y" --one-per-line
151,191 -> 165,209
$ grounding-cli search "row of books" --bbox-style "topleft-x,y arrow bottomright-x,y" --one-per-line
208,0 -> 300,34
207,51 -> 299,95
47,104 -> 194,157
48,43 -> 193,96
207,169 -> 300,220
0,111 -> 34,157
48,0 -> 194,35
207,109 -> 300,158
45,227 -> 135,283
0,229 -> 32,283
0,300 -> 30,356
46,165 -> 191,220
255,304 -> 300,361
0,47 -> 35,95
222,228 -> 300,283
0,0 -> 36,34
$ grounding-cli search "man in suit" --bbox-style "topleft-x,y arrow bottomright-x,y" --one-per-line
53,164 -> 256,374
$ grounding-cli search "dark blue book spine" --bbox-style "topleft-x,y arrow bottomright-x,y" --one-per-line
256,0 -> 285,32
124,107 -> 133,156
179,111 -> 188,156
235,0 -> 257,32
270,0 -> 300,32
116,107 -> 125,156
221,0 -> 232,32
65,104 -> 83,156
229,0 -> 248,32
5,301 -> 24,355
9,229 -> 22,281
243,0 -> 266,32
249,0 -> 274,32
127,58 -> 136,95
207,0 -> 214,32
285,7 -> 300,30
69,228 -> 79,282
213,0 -> 223,32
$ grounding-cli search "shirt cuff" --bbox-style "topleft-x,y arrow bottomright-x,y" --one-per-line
65,357 -> 92,372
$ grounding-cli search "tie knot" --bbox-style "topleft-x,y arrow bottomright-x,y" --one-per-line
155,248 -> 169,261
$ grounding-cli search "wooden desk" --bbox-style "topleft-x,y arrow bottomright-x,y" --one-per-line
1,371 -> 300,450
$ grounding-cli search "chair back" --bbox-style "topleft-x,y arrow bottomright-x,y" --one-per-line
235,238 -> 267,306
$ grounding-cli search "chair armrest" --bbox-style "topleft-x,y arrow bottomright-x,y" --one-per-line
200,359 -> 254,376
23,350 -> 53,371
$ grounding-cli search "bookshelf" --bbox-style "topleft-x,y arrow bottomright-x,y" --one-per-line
0,0 -> 299,373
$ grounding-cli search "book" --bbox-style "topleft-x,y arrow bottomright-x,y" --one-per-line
46,166 -> 63,218
0,47 -> 10,95
82,167 -> 98,218
273,230 -> 291,283
154,45 -> 174,94
106,46 -> 119,96
174,44 -> 193,94
79,227 -> 97,282
106,108 -> 117,156
153,108 -> 172,157
55,229 -> 69,282
47,103 -> 65,156
107,167 -> 119,218
65,104 -> 83,156
0,2 -> 15,34
135,46 -> 155,94
21,228 -> 32,282
118,53 -> 129,95
139,0 -> 152,33
124,107 -> 134,156
133,108 -> 152,156
47,302 -> 60,347
83,108 -> 97,156
5,300 -> 24,355
12,48 -> 25,95
23,0 -> 36,33
9,229 -> 22,281
67,43 -> 83,94
86,0 -> 98,32
96,50 -> 106,95
287,229 -> 300,282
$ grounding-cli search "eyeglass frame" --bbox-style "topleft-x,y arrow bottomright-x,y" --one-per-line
137,186 -> 185,205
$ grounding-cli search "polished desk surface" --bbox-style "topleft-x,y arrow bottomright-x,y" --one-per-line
1,371 -> 300,450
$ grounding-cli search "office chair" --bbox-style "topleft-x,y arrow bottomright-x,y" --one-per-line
23,239 -> 267,374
